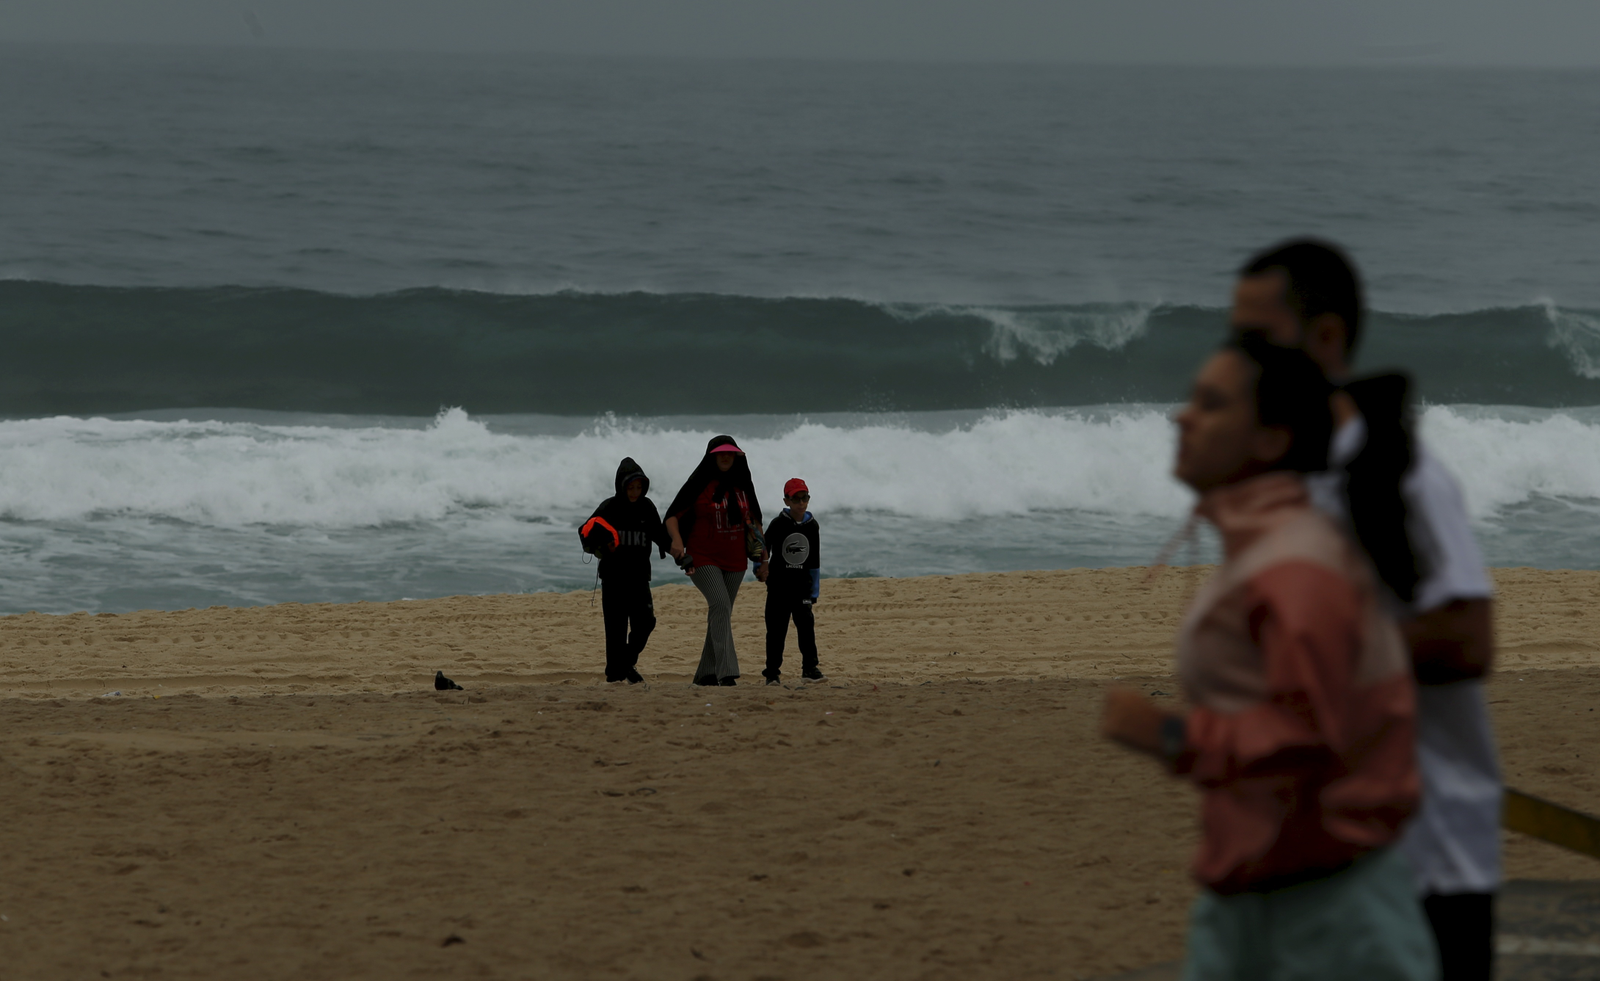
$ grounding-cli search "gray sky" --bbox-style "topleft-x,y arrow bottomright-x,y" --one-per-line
3,0 -> 1598,66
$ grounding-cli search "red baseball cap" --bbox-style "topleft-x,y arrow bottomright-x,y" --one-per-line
783,478 -> 809,497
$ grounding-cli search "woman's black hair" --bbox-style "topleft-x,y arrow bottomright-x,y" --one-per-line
1342,374 -> 1422,604
1230,331 -> 1333,475
665,434 -> 762,535
1230,332 -> 1422,604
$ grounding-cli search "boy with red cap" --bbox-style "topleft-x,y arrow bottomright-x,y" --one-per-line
758,478 -> 823,684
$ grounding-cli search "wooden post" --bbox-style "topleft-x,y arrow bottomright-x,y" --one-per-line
1503,788 -> 1600,860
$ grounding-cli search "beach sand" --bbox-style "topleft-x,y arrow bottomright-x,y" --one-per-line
1,568 -> 1596,979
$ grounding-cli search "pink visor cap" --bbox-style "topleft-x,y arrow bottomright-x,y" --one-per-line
708,443 -> 745,454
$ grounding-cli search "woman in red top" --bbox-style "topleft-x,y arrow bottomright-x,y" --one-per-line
1102,335 -> 1435,980
665,435 -> 766,686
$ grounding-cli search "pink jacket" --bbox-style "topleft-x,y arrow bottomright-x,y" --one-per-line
1175,471 -> 1418,894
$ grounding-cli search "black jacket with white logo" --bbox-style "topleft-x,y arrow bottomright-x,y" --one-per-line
763,509 -> 820,599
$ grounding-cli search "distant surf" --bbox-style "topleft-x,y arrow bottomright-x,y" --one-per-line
0,404 -> 1596,613
2,404 -> 1595,527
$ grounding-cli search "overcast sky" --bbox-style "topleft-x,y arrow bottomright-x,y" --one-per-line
2,0 -> 1598,66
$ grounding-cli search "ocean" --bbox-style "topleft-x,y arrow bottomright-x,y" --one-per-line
2,45 -> 1598,613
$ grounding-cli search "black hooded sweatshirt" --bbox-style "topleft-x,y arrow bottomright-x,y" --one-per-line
583,457 -> 672,583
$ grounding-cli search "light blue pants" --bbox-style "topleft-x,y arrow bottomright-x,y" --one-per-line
1182,847 -> 1439,981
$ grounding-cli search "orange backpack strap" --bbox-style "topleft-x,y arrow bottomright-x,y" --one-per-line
580,516 -> 619,552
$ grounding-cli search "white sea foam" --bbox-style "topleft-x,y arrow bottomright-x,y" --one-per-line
727,408 -> 1187,519
0,408 -> 598,527
880,302 -> 1155,365
0,407 -> 1184,527
982,306 -> 1155,366
1542,301 -> 1600,380
0,404 -> 1596,611
1417,405 -> 1600,518
1,405 -> 1596,532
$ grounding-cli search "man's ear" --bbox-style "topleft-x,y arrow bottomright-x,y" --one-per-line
1252,426 -> 1293,468
1304,313 -> 1349,370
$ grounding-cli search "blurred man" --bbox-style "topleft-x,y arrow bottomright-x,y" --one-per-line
1231,239 -> 1498,981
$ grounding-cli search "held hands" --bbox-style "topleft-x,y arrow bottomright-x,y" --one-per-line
1100,687 -> 1169,758
755,561 -> 770,583
668,539 -> 695,575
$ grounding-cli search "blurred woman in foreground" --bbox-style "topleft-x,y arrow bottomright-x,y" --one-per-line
1102,334 -> 1437,981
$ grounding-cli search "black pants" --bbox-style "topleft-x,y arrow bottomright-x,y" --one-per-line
763,589 -> 817,679
1423,892 -> 1494,981
601,578 -> 656,680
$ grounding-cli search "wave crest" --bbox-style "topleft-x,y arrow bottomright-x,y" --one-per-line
2,281 -> 1600,414
881,301 -> 1155,365
1543,301 -> 1600,380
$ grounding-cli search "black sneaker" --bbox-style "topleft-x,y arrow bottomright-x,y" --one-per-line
764,676 -> 781,686
802,667 -> 826,681
626,670 -> 644,685
693,675 -> 718,687
719,676 -> 737,686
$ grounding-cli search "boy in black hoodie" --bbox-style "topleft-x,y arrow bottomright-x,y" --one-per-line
757,477 -> 823,684
580,458 -> 672,684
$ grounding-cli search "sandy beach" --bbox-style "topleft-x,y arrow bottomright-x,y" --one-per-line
2,567 -> 1597,979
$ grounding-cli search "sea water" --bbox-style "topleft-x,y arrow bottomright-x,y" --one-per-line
1,46 -> 1598,613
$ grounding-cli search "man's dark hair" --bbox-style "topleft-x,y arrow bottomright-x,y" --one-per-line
1232,331 -> 1334,474
1239,238 -> 1364,353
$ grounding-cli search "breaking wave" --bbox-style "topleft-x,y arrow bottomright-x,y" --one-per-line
3,281 -> 1600,414
1,404 -> 1596,530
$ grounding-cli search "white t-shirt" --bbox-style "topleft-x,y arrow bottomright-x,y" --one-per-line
1309,417 -> 1502,896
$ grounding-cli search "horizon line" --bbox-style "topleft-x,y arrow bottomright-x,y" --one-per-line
2,37 -> 1598,73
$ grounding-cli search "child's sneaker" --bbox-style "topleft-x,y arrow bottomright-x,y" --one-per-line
764,676 -> 781,686
802,667 -> 826,682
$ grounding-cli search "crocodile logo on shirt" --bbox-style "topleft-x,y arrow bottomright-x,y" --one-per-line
781,532 -> 810,568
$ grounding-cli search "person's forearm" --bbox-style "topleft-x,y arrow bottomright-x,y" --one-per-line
1404,598 -> 1494,684
1101,687 -> 1187,765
